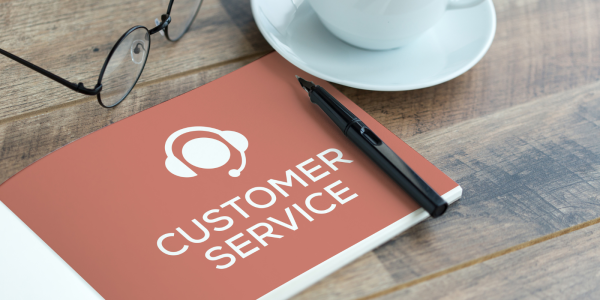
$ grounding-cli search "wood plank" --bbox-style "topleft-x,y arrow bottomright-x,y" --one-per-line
0,0 -> 270,120
293,79 -> 600,299
372,220 -> 600,300
372,80 -> 600,290
335,0 -> 600,138
0,54 -> 263,182
293,252 -> 396,300
220,0 -> 267,50
3,0 -> 600,137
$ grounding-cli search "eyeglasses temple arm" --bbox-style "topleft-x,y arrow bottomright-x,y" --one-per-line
166,0 -> 175,15
0,47 -> 101,96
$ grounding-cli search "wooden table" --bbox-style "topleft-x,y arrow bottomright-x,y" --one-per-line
2,0 -> 600,299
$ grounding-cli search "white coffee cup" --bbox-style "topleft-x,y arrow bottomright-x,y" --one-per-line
306,0 -> 486,50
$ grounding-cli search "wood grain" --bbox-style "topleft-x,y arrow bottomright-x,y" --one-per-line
293,76 -> 600,300
2,0 -> 600,299
0,55 -> 262,183
375,220 -> 600,300
376,79 -> 600,283
335,0 -> 600,139
293,252 -> 396,300
0,0 -> 270,120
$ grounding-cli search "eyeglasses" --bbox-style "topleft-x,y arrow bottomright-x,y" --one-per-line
0,0 -> 203,108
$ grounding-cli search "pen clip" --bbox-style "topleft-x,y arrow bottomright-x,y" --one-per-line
360,127 -> 382,146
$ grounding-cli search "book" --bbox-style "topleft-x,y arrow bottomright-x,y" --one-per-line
0,53 -> 461,300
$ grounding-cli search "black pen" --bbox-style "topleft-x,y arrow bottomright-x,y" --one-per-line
296,76 -> 448,218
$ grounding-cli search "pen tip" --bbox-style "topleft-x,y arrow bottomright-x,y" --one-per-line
295,75 -> 315,92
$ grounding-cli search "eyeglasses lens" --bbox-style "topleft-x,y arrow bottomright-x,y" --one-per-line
99,28 -> 150,107
164,0 -> 203,40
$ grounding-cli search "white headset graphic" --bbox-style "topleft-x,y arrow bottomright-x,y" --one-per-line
165,127 -> 248,178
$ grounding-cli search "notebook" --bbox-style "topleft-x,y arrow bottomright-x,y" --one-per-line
0,53 -> 461,300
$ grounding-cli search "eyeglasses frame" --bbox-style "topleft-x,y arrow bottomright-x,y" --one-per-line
0,0 -> 204,108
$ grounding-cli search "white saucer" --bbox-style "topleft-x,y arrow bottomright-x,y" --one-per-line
251,0 -> 496,91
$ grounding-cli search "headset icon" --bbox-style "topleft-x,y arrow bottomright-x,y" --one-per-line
165,127 -> 248,178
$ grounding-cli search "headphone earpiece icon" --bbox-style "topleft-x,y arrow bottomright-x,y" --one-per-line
165,127 -> 248,178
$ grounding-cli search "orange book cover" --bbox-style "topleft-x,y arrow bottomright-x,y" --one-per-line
0,53 -> 460,300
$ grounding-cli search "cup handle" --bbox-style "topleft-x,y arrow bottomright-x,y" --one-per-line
447,0 -> 485,9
